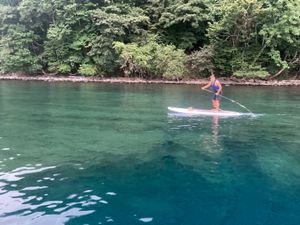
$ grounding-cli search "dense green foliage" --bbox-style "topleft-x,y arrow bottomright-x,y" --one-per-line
0,0 -> 299,79
114,38 -> 187,79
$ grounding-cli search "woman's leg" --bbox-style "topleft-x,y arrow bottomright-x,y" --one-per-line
212,100 -> 220,110
215,100 -> 220,110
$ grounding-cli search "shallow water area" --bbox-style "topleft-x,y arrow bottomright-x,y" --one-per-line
0,81 -> 299,225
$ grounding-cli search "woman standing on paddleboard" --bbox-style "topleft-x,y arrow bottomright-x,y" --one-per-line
201,73 -> 222,111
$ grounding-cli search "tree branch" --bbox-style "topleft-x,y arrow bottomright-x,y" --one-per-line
270,67 -> 286,79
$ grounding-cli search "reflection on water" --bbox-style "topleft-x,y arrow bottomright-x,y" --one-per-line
212,116 -> 219,145
0,165 -> 95,225
0,163 -> 126,225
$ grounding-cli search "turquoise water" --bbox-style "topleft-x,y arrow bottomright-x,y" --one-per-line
0,81 -> 299,225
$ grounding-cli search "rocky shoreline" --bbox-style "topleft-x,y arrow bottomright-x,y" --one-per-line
0,73 -> 299,86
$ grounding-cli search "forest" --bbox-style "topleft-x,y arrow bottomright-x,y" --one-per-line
0,0 -> 299,79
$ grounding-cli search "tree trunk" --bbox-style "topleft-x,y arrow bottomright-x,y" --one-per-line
270,67 -> 286,79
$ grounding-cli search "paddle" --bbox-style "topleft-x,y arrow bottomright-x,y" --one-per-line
202,88 -> 254,114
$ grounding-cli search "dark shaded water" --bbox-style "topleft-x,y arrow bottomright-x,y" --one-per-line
0,81 -> 299,225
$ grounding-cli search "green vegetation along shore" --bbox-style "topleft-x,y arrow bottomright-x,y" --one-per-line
1,73 -> 300,86
0,0 -> 299,80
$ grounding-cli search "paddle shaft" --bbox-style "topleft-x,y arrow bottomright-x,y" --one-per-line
202,88 -> 254,114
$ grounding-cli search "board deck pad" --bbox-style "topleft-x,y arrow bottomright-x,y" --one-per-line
168,107 -> 242,116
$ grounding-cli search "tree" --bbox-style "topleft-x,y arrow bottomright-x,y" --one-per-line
0,24 -> 41,73
152,0 -> 211,50
207,0 -> 300,77
207,0 -> 269,76
44,1 -> 96,74
259,0 -> 300,78
0,0 -> 299,78
89,4 -> 149,73
0,5 -> 41,73
114,38 -> 187,80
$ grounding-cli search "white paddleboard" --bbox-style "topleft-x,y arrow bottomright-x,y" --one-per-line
168,107 -> 242,116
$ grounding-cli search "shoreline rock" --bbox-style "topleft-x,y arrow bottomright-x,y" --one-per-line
0,73 -> 299,86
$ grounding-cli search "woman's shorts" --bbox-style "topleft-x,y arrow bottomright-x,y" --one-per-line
213,92 -> 221,101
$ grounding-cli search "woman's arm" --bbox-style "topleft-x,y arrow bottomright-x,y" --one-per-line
201,81 -> 211,89
216,81 -> 222,95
